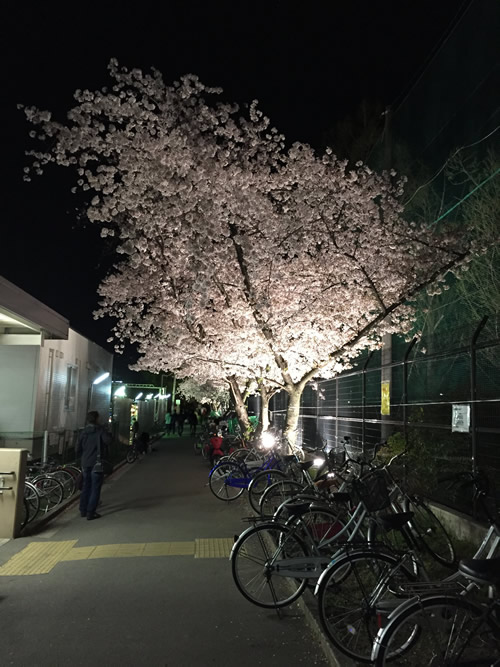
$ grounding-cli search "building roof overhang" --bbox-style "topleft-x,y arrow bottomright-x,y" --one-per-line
0,275 -> 69,340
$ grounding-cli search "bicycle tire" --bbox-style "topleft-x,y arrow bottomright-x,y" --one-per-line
208,461 -> 246,501
229,447 -> 261,464
317,549 -> 417,663
231,522 -> 309,608
289,506 -> 347,552
126,447 -> 137,464
259,479 -> 306,519
372,594 -> 500,666
20,496 -> 30,529
51,469 -> 76,499
31,475 -> 64,512
24,481 -> 41,523
247,469 -> 288,514
366,518 -> 420,577
403,497 -> 456,568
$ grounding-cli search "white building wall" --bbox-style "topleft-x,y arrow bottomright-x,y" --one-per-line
34,329 -> 113,433
0,345 -> 40,433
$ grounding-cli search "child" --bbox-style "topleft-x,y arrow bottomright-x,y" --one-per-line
208,431 -> 224,466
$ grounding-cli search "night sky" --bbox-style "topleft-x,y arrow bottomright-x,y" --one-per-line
3,1 -> 468,378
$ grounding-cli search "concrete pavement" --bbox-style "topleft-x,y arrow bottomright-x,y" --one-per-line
0,435 -> 332,667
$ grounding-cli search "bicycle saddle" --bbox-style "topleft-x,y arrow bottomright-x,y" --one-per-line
459,556 -> 500,587
378,512 -> 414,533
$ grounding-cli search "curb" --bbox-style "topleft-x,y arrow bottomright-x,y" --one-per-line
295,590 -> 345,667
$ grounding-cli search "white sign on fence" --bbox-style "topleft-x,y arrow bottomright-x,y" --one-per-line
452,404 -> 470,433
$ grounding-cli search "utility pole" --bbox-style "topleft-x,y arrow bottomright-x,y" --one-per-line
381,106 -> 393,443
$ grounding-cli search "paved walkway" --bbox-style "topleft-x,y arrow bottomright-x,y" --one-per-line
0,435 -> 331,667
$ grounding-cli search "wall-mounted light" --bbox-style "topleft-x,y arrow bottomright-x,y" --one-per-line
154,393 -> 160,399
146,393 -> 154,400
114,385 -> 126,398
135,392 -> 143,400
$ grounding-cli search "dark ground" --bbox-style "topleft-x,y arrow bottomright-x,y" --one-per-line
0,434 -> 331,667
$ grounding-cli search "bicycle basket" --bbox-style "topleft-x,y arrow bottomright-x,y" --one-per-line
352,470 -> 391,511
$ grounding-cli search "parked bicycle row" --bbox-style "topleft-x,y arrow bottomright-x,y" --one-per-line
22,458 -> 82,528
206,431 -> 500,664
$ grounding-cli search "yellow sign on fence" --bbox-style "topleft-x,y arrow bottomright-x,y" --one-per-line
381,382 -> 391,415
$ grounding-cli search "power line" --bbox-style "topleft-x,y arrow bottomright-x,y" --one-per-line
404,125 -> 500,206
429,166 -> 499,227
390,0 -> 474,116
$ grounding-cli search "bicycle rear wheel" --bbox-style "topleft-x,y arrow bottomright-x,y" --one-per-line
126,447 -> 137,463
231,522 -> 308,608
317,550 -> 417,663
372,595 -> 500,666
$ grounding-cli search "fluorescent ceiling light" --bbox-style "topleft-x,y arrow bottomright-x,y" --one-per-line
146,393 -> 154,399
114,386 -> 126,397
135,392 -> 143,400
93,372 -> 110,385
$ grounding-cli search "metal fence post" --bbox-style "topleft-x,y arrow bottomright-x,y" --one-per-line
42,430 -> 49,464
362,352 -> 374,455
470,316 -> 488,476
403,339 -> 418,446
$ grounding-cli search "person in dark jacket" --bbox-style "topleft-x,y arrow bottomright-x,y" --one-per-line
76,411 -> 112,520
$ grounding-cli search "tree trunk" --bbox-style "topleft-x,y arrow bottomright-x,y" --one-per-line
227,376 -> 251,437
283,385 -> 303,453
254,383 -> 271,440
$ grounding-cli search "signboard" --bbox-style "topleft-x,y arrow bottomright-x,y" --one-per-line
381,382 -> 390,416
452,404 -> 470,433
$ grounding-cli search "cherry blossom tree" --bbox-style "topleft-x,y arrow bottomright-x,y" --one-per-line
22,60 -> 474,449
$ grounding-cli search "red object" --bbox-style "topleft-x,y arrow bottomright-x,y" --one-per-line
209,435 -> 224,457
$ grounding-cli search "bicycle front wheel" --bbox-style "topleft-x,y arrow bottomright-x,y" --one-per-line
259,479 -> 306,519
317,550 -> 417,664
247,469 -> 287,514
24,481 -> 41,523
372,594 -> 500,666
208,461 -> 246,501
32,475 -> 64,512
403,497 -> 456,568
231,522 -> 309,608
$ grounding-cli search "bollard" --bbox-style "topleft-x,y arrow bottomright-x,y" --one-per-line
0,449 -> 28,539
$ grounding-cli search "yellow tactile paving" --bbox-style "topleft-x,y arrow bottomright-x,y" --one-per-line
143,541 -> 195,556
0,540 -> 77,575
0,537 -> 231,575
195,538 -> 234,558
61,547 -> 96,561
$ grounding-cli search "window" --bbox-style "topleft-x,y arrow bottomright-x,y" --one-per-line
65,364 -> 78,411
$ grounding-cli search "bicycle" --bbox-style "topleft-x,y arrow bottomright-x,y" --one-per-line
208,433 -> 298,502
230,447 -> 457,663
370,470 -> 500,665
371,556 -> 500,665
316,469 -> 499,663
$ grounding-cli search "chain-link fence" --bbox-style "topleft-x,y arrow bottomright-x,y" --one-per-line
270,315 -> 500,518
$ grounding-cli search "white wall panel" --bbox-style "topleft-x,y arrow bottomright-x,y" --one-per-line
0,346 -> 39,432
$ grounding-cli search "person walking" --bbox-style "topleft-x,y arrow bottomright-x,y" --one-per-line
188,411 -> 197,436
76,411 -> 112,520
165,411 -> 172,436
177,411 -> 185,436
